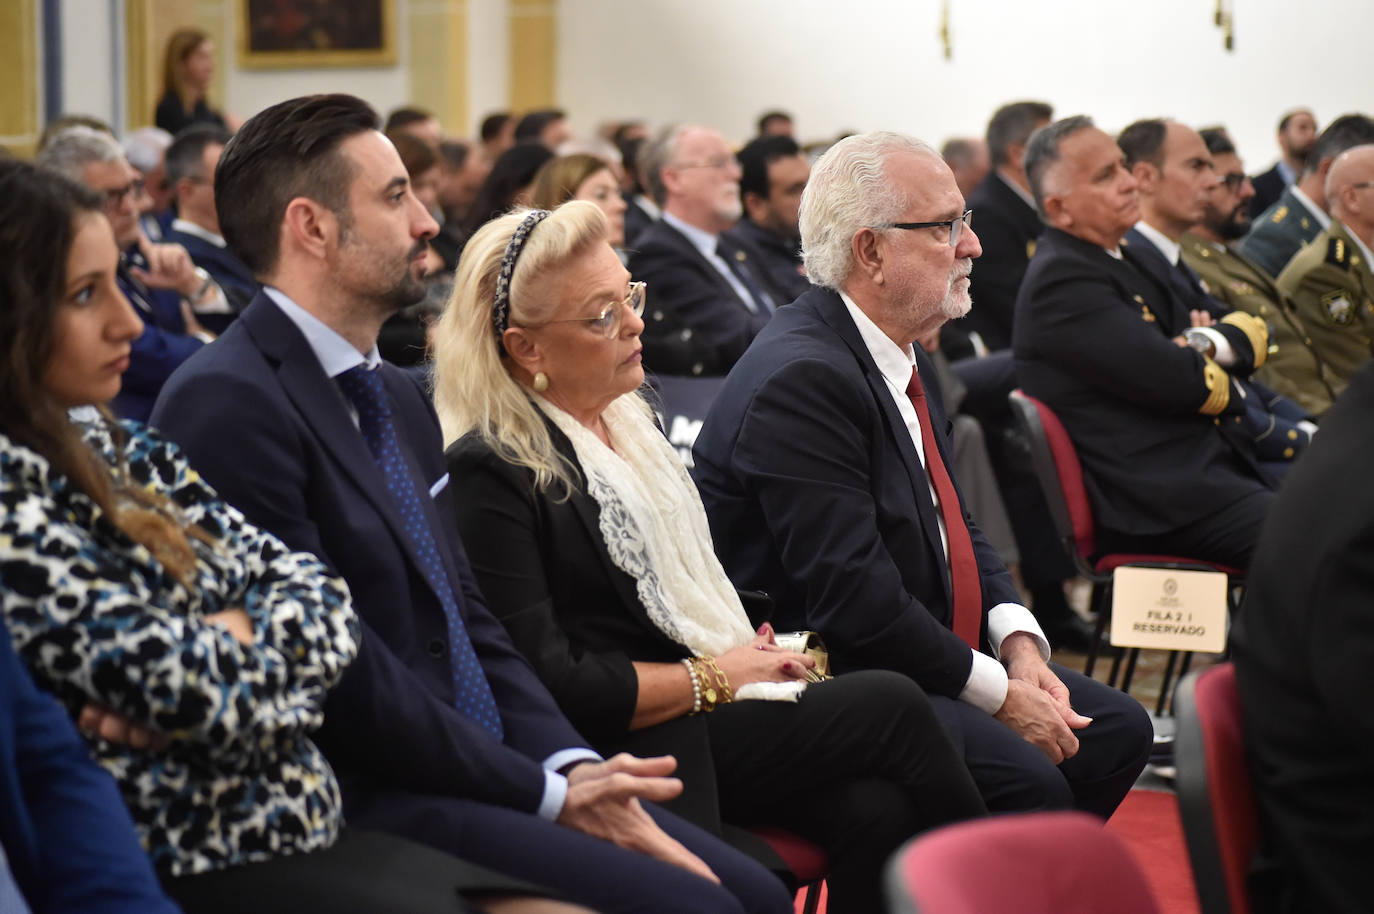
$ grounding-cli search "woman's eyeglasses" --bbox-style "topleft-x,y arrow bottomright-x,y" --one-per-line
537,281 -> 647,339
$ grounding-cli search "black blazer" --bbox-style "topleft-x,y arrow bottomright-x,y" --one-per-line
1247,163 -> 1287,222
445,422 -> 764,836
626,219 -> 772,377
150,292 -> 589,822
692,287 -> 1020,699
723,219 -> 810,304
956,172 -> 1044,352
1232,358 -> 1374,912
1012,227 -> 1271,536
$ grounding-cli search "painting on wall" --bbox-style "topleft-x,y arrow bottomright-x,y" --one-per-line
239,0 -> 396,69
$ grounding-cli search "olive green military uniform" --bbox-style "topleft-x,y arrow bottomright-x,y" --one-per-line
1240,185 -> 1324,278
1182,232 -> 1337,416
1276,219 -> 1374,400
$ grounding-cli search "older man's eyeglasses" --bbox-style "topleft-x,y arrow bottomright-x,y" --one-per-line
878,209 -> 973,247
100,179 -> 145,211
539,281 -> 647,339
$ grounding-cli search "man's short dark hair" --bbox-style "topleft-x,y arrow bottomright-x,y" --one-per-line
737,134 -> 801,204
164,125 -> 233,187
617,135 -> 647,194
514,109 -> 565,143
757,110 -> 793,134
1025,114 -> 1095,219
385,106 -> 434,132
1277,108 -> 1312,132
1117,118 -> 1169,170
986,101 -> 1053,167
479,112 -> 511,142
1303,114 -> 1374,176
940,138 -> 981,169
215,93 -> 379,277
1199,127 -> 1236,157
438,139 -> 470,169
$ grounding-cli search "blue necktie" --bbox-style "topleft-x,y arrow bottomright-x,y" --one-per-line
337,365 -> 504,739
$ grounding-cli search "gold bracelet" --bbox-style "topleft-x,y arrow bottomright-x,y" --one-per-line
693,656 -> 733,712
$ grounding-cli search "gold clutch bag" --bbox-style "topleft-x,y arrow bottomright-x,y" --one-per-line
772,631 -> 832,682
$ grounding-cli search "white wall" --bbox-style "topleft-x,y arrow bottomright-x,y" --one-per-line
59,0 -> 119,127
467,0 -> 510,136
557,0 -> 1373,172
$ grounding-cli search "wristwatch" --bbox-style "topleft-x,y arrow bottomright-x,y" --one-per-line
186,267 -> 215,304
1184,328 -> 1216,359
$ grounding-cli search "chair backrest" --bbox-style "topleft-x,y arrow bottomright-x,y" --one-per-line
647,373 -> 727,469
885,811 -> 1161,914
1007,389 -> 1096,560
1175,663 -> 1258,914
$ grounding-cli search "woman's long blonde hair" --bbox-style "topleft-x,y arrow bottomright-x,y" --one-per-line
433,201 -> 611,494
162,28 -> 208,109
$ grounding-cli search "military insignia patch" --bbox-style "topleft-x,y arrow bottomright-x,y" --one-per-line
1322,290 -> 1354,325
1141,305 -> 1156,323
1326,237 -> 1351,269
1228,280 -> 1255,296
1271,206 -> 1289,223
1025,239 -> 1037,259
733,250 -> 747,262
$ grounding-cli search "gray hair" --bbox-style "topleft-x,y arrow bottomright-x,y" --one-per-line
123,126 -> 172,173
1024,115 -> 1096,220
799,131 -> 932,291
37,126 -> 126,181
641,124 -> 691,207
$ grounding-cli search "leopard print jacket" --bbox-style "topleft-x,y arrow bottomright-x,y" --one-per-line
0,419 -> 359,877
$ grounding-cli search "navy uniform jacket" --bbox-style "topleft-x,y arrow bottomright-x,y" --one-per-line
1240,185 -> 1324,278
1247,162 -> 1288,222
957,172 -> 1044,352
164,227 -> 259,322
627,219 -> 772,377
622,193 -> 657,248
692,287 -> 1020,699
1122,228 -> 1312,469
1232,358 -> 1374,913
1013,228 -> 1273,537
723,219 -> 810,304
150,293 -> 590,823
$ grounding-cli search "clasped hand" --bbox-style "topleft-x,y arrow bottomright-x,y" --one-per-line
713,622 -> 815,687
995,633 -> 1093,764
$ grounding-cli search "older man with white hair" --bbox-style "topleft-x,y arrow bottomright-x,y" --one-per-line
693,131 -> 1152,817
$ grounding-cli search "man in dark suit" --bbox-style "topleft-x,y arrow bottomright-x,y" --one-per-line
724,135 -> 811,304
1247,108 -> 1317,220
1015,116 -> 1277,569
150,94 -> 792,914
627,125 -> 777,376
1117,118 -> 1313,474
954,101 -> 1052,354
163,126 -> 258,327
694,131 -> 1152,817
1241,114 -> 1374,277
37,125 -> 218,422
1232,358 -> 1374,914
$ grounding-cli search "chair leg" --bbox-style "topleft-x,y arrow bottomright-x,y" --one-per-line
802,881 -> 822,914
1084,582 -> 1110,677
1155,651 -> 1182,717
1119,648 -> 1141,693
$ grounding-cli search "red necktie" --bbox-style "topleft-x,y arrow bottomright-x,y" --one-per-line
905,366 -> 983,649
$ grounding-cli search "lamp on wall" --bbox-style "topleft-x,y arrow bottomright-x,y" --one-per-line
939,0 -> 951,60
1213,0 -> 1234,51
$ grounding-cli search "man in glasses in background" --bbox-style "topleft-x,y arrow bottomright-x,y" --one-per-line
695,131 -> 1152,818
37,125 -> 221,421
628,125 -> 785,377
1182,128 -> 1337,418
1276,145 -> 1374,399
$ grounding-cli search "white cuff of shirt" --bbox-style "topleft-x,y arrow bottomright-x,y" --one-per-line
536,748 -> 604,821
1297,420 -> 1318,438
957,603 -> 1051,715
1195,327 -> 1236,367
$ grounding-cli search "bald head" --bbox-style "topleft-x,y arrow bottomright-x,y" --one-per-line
1327,144 -> 1374,244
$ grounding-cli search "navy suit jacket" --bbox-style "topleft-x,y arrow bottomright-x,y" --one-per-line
0,624 -> 176,913
627,219 -> 772,377
1247,163 -> 1287,222
692,287 -> 1019,699
163,228 -> 259,323
957,172 -> 1044,352
150,292 -> 590,821
114,264 -> 202,423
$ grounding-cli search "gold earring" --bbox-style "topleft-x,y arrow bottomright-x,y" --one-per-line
532,371 -> 549,392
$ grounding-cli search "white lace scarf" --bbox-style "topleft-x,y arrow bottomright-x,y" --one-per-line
534,394 -> 803,702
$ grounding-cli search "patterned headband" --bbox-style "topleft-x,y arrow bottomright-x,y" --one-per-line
492,209 -> 552,339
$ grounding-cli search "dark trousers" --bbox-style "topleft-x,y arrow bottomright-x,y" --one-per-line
161,828 -> 527,913
708,670 -> 987,914
346,791 -> 793,914
930,664 -> 1153,818
1097,488 -> 1274,571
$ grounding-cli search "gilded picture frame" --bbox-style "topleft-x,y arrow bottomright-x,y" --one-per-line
238,0 -> 397,69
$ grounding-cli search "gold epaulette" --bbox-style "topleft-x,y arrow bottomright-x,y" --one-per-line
1219,311 -> 1270,368
1200,357 -> 1231,415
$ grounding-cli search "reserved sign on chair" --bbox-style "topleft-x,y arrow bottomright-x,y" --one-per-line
1109,567 -> 1229,653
